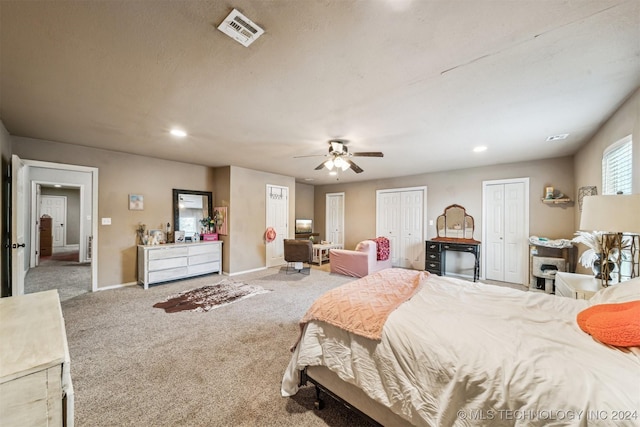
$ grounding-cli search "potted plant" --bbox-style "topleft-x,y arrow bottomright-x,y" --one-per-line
199,216 -> 218,241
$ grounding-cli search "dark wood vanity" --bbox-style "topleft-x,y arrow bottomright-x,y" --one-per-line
425,204 -> 481,282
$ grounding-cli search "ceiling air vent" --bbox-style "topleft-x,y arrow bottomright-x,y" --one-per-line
217,9 -> 264,47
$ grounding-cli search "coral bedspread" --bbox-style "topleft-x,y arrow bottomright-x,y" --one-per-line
300,268 -> 427,340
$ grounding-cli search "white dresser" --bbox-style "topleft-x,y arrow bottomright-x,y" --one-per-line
0,290 -> 74,427
555,272 -> 605,300
137,241 -> 222,289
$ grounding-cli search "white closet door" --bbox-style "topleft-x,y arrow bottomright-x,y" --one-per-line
504,183 -> 525,283
484,180 -> 527,283
485,185 -> 505,281
400,190 -> 423,268
377,188 -> 425,268
325,193 -> 344,245
377,191 -> 401,265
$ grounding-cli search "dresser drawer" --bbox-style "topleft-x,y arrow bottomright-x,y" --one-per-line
149,257 -> 188,271
149,267 -> 189,283
442,243 -> 476,252
189,252 -> 218,265
425,261 -> 441,275
188,262 -> 220,276
426,252 -> 441,262
426,242 -> 440,253
188,243 -> 220,256
148,246 -> 189,260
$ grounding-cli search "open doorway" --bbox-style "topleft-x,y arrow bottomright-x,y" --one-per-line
24,183 -> 91,300
10,158 -> 98,301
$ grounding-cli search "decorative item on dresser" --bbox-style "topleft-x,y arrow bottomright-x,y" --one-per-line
0,290 -> 74,427
137,241 -> 222,289
425,204 -> 481,281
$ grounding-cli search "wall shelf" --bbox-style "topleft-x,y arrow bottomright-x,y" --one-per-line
541,198 -> 573,205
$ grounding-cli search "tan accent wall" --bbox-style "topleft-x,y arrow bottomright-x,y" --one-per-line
295,182 -> 315,221
228,166 -> 295,274
12,137 -> 214,288
573,88 -> 639,273
214,166 -> 231,273
314,156 -> 576,252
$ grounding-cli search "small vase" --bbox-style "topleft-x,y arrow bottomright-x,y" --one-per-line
592,255 -> 614,280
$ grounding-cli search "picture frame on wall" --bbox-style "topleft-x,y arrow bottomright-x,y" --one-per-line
129,194 -> 144,210
214,206 -> 228,235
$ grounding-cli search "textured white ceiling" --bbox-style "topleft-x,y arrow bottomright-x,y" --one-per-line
1,0 -> 639,184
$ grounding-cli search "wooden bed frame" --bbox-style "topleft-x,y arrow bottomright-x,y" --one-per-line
299,366 -> 412,426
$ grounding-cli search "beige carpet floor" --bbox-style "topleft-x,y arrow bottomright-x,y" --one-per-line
60,266 -> 526,426
25,255 -> 91,301
62,265 -> 378,426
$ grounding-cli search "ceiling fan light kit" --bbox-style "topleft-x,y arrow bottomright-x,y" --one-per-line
300,140 -> 383,174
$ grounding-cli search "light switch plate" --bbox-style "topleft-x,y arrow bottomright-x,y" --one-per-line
101,218 -> 111,225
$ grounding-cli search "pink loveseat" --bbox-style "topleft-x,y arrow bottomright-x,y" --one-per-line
329,240 -> 392,278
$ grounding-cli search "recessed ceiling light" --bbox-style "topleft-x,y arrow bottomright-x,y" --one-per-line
170,128 -> 187,138
54,184 -> 62,188
473,146 -> 487,153
303,178 -> 314,181
546,134 -> 569,141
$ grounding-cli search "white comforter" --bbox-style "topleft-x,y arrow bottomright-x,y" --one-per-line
282,274 -> 640,426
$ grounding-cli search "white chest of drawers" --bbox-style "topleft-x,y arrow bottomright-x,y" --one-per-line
0,290 -> 74,427
137,241 -> 222,289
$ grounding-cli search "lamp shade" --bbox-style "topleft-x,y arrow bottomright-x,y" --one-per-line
579,195 -> 640,233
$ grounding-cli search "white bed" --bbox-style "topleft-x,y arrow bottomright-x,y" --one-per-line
282,272 -> 640,426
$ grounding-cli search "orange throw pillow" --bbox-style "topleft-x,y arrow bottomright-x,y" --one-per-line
577,300 -> 640,347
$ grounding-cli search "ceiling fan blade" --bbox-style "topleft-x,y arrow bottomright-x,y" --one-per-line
352,152 -> 384,157
347,159 -> 364,173
314,161 -> 327,170
294,154 -> 326,158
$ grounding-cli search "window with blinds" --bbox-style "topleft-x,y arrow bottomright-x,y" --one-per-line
602,136 -> 632,195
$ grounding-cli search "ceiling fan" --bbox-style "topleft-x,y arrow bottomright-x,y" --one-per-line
295,140 -> 384,174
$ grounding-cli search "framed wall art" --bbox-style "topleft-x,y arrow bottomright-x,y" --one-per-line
129,194 -> 144,210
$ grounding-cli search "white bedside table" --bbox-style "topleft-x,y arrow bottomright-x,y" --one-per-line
555,272 -> 605,300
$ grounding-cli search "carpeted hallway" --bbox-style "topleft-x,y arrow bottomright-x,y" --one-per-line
25,251 -> 91,301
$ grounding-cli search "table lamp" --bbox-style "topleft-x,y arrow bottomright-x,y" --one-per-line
579,194 -> 640,285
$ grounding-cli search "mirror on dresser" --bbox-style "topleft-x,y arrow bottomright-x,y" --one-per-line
173,189 -> 213,240
436,204 -> 475,240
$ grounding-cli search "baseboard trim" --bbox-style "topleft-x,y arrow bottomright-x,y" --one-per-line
97,281 -> 138,291
228,266 -> 267,276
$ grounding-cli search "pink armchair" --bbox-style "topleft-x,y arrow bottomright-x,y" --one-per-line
329,240 -> 392,278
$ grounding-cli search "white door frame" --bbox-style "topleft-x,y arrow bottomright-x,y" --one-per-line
11,155 -> 27,296
325,192 -> 345,246
31,183 -> 82,265
23,159 -> 99,293
481,177 -> 529,284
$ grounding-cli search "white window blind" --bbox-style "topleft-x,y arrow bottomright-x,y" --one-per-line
602,136 -> 632,195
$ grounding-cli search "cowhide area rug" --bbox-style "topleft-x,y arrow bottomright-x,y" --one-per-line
153,280 -> 270,313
